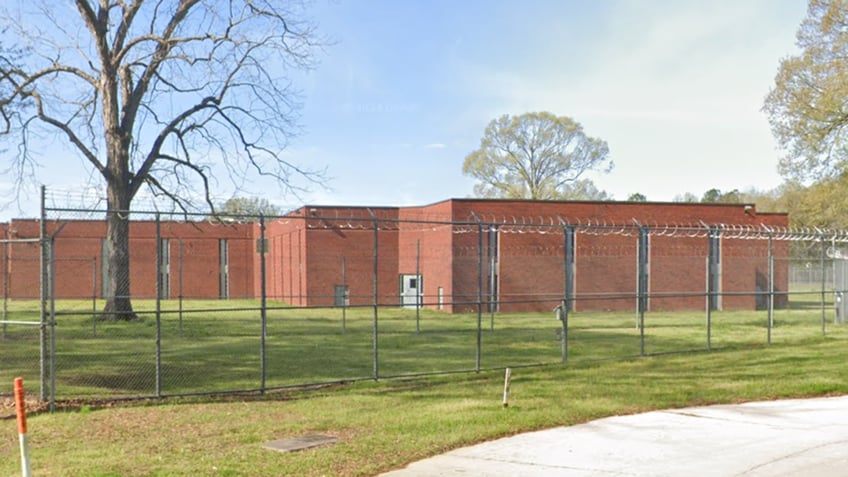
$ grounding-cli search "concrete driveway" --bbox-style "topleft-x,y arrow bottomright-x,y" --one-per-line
380,395 -> 848,476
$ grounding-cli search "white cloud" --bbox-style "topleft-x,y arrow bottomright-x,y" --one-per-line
449,0 -> 806,201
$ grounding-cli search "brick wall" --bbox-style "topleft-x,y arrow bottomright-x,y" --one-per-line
264,206 -> 401,307
5,218 -> 254,301
2,200 -> 790,314
446,199 -> 789,313
399,201 -> 456,311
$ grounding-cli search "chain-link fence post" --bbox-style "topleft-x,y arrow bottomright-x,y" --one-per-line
91,257 -> 97,337
48,234 -> 56,411
178,239 -> 184,336
155,214 -> 162,397
706,226 -> 720,351
471,212 -> 483,373
2,229 -> 8,339
368,209 -> 379,380
705,250 -> 711,350
415,239 -> 421,334
260,214 -> 267,393
821,233 -> 827,336
39,185 -> 48,402
560,221 -> 574,363
488,225 -> 497,331
767,231 -> 774,345
637,226 -> 648,356
341,256 -> 347,334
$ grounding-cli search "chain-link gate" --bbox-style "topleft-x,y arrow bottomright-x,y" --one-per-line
0,235 -> 48,409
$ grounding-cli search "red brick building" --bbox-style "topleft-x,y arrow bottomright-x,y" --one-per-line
1,199 -> 789,313
2,219 -> 255,300
265,199 -> 788,313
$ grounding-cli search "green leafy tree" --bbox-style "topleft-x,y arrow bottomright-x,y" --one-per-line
627,192 -> 647,202
558,179 -> 612,201
673,192 -> 699,203
764,0 -> 848,181
735,187 -> 785,214
0,1 -> 323,319
701,188 -> 742,204
701,188 -> 723,203
716,183 -> 848,229
463,112 -> 612,200
721,189 -> 743,204
216,197 -> 282,221
779,175 -> 848,229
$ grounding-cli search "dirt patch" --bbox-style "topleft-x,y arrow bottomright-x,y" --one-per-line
0,394 -> 50,420
0,381 -> 350,419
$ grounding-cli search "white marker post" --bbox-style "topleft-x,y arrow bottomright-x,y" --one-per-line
15,377 -> 32,477
502,368 -> 512,408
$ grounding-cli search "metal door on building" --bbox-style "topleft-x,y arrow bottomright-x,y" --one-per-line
400,274 -> 422,308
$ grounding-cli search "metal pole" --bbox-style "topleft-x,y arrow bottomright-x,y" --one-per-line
767,233 -> 774,345
488,226 -> 496,331
39,185 -> 47,401
637,227 -> 647,356
415,239 -> 420,333
561,222 -> 574,363
706,227 -> 719,351
2,229 -> 8,339
705,255 -> 712,351
260,214 -> 267,392
341,256 -> 346,334
368,209 -> 379,380
178,239 -> 184,336
92,257 -> 97,337
48,236 -> 56,411
155,214 -> 162,397
557,226 -> 568,363
821,234 -> 827,336
472,212 -> 483,373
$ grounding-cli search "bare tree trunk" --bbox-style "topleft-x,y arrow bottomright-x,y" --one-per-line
101,156 -> 137,321
101,207 -> 136,320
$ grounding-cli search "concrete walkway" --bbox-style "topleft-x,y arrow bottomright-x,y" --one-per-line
380,395 -> 848,476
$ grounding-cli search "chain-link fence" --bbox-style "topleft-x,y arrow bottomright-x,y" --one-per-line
0,234 -> 43,411
3,198 -> 848,408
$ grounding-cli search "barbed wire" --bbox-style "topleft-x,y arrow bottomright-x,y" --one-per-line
38,200 -> 848,244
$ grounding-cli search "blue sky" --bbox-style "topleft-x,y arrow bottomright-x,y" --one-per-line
286,0 -> 808,208
11,0 -> 809,217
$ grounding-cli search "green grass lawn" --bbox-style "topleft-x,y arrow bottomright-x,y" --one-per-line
2,338 -> 848,476
1,296 -> 844,400
1,295 -> 847,475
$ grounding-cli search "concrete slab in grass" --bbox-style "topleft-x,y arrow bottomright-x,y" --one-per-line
263,434 -> 337,453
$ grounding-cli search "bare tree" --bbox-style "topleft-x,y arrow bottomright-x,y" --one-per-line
0,1 -> 324,319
